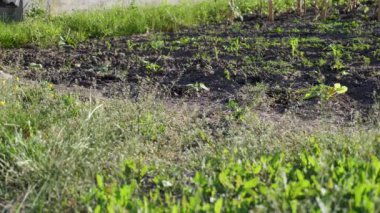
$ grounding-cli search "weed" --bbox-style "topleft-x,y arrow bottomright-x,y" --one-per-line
329,44 -> 346,70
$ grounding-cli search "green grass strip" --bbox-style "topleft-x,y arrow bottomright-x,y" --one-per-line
0,0 -> 240,48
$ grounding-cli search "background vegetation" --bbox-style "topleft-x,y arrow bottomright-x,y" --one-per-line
0,75 -> 379,211
1,0 -> 380,212
0,0 -> 379,47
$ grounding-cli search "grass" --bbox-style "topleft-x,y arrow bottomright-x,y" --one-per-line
1,0 -> 380,211
1,78 -> 379,211
0,0 -> 258,48
0,0 -> 362,48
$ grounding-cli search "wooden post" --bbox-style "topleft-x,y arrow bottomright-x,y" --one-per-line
297,0 -> 304,16
304,0 -> 307,14
321,0 -> 329,19
268,0 -> 274,21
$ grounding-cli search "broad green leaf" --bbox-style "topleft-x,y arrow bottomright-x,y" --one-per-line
94,205 -> 102,213
290,200 -> 298,213
253,164 -> 262,174
334,83 -> 348,94
296,170 -> 305,181
354,184 -> 366,207
219,170 -> 234,189
172,205 -> 179,213
96,174 -> 104,189
243,177 -> 260,189
214,198 -> 223,213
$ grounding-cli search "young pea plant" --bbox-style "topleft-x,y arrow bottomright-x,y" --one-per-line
224,38 -> 241,55
142,60 -> 162,74
289,37 -> 300,58
330,44 -> 346,70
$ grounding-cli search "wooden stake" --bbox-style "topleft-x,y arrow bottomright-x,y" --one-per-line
321,0 -> 329,19
304,0 -> 307,15
297,0 -> 301,15
268,0 -> 274,21
297,0 -> 304,16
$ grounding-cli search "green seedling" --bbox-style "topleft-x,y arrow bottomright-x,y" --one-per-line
330,44 -> 346,70
214,46 -> 220,61
224,70 -> 231,80
104,40 -> 112,51
289,38 -> 299,58
187,82 -> 210,93
304,83 -> 348,101
127,40 -> 137,51
227,100 -> 245,121
175,37 -> 192,45
362,56 -> 371,66
29,63 -> 43,70
151,40 -> 165,51
142,60 -> 161,74
224,38 -> 241,55
372,49 -> 380,60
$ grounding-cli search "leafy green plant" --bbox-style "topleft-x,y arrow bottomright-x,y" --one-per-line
289,37 -> 299,58
224,38 -> 241,55
85,150 -> 380,212
330,44 -> 346,70
224,69 -> 231,80
143,61 -> 162,74
150,40 -> 165,51
227,100 -> 245,121
304,83 -> 348,101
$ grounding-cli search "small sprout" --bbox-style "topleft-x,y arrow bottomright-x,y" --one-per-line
304,83 -> 348,101
289,38 -> 299,57
145,63 -> 161,74
224,70 -> 231,80
29,63 -> 43,70
362,56 -> 371,66
330,44 -> 346,70
150,40 -> 165,51
334,83 -> 348,94
187,82 -> 210,92
214,46 -> 220,61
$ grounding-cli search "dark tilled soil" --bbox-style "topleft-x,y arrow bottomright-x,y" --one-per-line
0,11 -> 379,120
